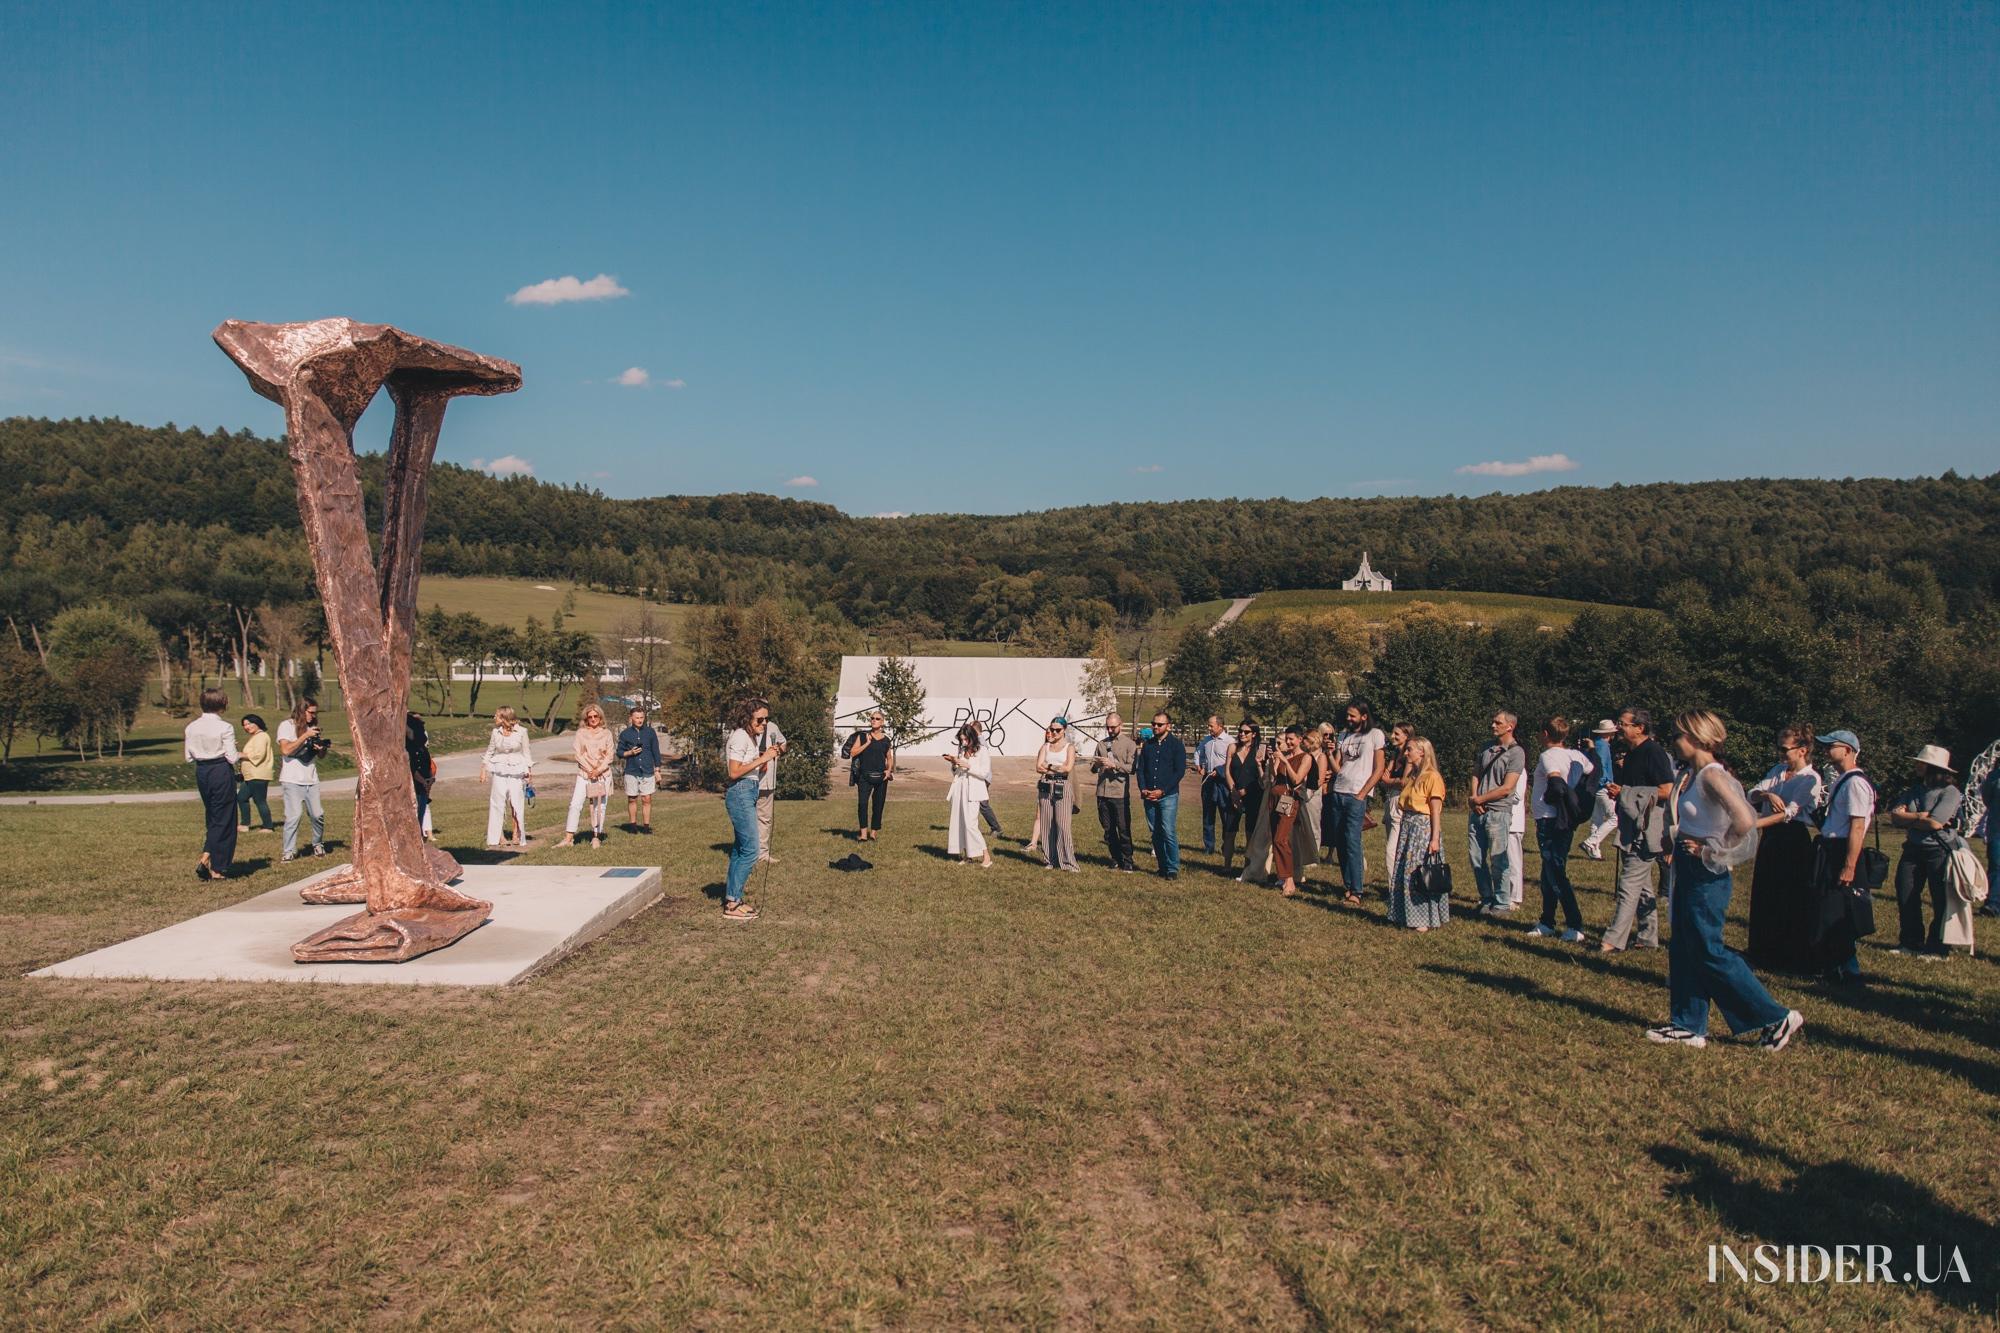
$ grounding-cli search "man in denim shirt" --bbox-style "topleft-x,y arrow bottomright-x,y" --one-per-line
1137,711 -> 1188,880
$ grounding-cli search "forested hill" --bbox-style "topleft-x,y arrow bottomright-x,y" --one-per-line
4,416 -> 1998,634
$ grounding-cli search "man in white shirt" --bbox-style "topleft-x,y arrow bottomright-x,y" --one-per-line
756,715 -> 787,863
276,699 -> 329,862
183,686 -> 240,879
1814,729 -> 1875,980
1526,718 -> 1593,942
1326,699 -> 1386,901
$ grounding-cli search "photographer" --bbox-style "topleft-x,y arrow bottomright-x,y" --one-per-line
276,698 -> 331,862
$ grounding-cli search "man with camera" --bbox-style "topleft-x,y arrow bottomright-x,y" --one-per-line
276,698 -> 331,862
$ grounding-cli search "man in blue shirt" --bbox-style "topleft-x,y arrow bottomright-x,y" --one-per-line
618,705 -> 663,833
1137,710 -> 1188,879
1195,714 -> 1232,853
1581,718 -> 1619,860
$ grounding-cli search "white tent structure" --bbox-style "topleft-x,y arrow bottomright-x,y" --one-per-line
835,656 -> 1106,757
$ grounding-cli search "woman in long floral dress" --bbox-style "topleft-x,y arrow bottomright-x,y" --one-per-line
1389,737 -> 1450,931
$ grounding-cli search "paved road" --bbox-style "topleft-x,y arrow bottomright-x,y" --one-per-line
1210,595 -> 1255,634
0,746 -> 492,807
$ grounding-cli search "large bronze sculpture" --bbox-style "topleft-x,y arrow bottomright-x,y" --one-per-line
214,319 -> 522,962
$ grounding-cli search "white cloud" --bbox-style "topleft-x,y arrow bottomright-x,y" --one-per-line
871,510 -> 909,519
1134,463 -> 1164,474
786,475 -> 819,488
664,378 -> 686,389
615,366 -> 650,387
1455,453 -> 1579,478
468,454 -> 535,477
507,273 -> 631,306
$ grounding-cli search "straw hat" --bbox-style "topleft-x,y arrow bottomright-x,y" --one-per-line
1910,744 -> 1954,773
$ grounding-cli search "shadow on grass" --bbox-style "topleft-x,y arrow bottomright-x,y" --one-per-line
1499,935 -> 2000,1093
1499,934 -> 1666,986
1294,892 -> 1402,929
1649,1128 -> 1999,1313
1421,963 -> 1653,1027
1804,970 -> 2000,1053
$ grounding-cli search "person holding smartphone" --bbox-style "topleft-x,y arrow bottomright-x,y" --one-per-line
276,697 -> 329,862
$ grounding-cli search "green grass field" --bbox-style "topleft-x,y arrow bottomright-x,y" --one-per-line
418,575 -> 692,640
1240,588 -> 1639,629
3,789 -> 1995,1326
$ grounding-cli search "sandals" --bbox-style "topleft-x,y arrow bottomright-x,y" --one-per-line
1341,892 -> 1363,907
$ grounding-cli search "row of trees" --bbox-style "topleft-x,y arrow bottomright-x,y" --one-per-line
9,419 -> 2000,646
1,606 -> 155,761
1161,585 -> 2000,794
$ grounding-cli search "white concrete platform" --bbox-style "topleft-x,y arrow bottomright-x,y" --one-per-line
29,863 -> 664,987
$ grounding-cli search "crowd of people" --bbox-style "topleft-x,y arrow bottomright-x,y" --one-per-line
713,700 -> 1996,1057
185,689 -> 1994,1050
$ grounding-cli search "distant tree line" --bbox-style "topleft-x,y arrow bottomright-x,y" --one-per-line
6,418 -> 1998,643
4,416 -> 1997,792
1162,578 -> 2000,793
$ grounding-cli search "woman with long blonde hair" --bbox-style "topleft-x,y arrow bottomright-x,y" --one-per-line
1388,737 -> 1449,931
562,703 -> 615,848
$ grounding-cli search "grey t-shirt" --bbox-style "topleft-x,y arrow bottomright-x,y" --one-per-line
1895,782 -> 1962,849
1477,741 -> 1527,810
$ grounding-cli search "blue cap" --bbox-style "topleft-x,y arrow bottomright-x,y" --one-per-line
1815,729 -> 1860,753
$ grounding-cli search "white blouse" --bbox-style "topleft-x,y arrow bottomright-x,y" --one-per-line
484,726 -> 533,777
183,712 -> 240,764
1752,762 -> 1824,828
953,750 -> 993,799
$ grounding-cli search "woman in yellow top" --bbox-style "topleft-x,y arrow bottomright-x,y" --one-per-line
235,712 -> 278,832
1389,737 -> 1449,931
561,704 -> 616,848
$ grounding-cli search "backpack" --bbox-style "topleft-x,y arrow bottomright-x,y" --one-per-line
1566,756 -> 1601,824
1544,770 -> 1578,831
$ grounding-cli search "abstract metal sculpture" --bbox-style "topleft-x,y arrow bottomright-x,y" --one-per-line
214,319 -> 522,962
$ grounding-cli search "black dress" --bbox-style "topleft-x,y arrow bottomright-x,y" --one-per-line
1746,819 -> 1817,972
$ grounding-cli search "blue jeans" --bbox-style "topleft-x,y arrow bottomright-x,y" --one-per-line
724,776 -> 760,903
1199,775 -> 1226,851
282,781 -> 324,858
1326,791 -> 1367,895
1669,854 -> 1788,1037
1145,792 -> 1180,876
1470,806 -> 1514,909
1536,818 -> 1583,930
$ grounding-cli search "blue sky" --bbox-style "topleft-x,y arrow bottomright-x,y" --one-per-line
2,1 -> 1994,515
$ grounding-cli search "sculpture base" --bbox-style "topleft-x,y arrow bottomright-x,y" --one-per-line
291,904 -> 490,963
300,846 -> 466,904
28,864 -> 664,987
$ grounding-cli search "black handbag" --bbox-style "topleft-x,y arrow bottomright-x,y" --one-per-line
1411,851 -> 1453,903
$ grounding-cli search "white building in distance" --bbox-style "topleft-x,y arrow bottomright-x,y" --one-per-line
1341,552 -> 1393,592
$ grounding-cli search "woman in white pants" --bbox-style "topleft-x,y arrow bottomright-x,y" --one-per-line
945,725 -> 994,867
482,706 -> 534,848
561,704 -> 614,848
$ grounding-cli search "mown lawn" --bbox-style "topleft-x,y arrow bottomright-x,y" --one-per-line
2,791 -> 1996,1327
417,575 -> 691,641
1240,588 -> 1644,629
